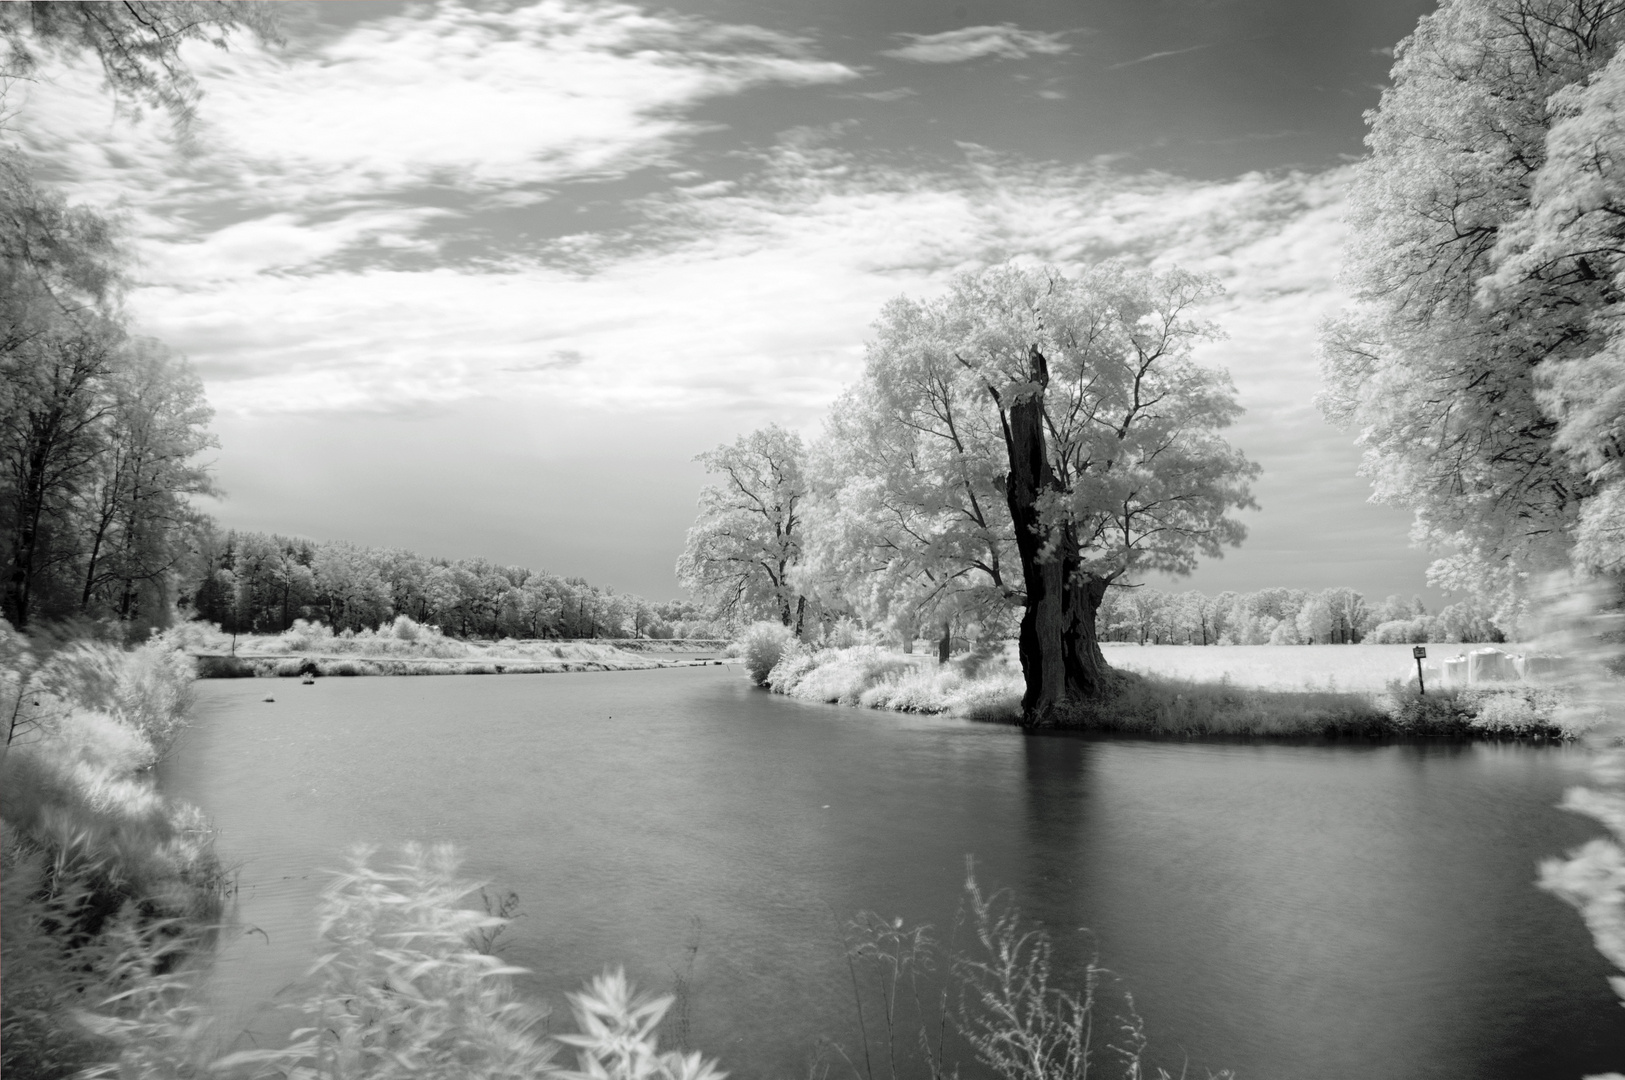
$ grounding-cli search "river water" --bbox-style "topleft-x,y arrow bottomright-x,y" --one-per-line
163,666 -> 1625,1079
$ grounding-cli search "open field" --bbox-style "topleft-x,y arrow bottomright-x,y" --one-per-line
765,640 -> 1582,739
1098,642 -> 1536,692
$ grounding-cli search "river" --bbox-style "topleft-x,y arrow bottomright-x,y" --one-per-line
162,666 -> 1625,1079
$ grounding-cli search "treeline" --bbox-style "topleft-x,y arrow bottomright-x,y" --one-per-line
0,157 -> 216,635
189,530 -> 720,642
1097,586 -> 1505,646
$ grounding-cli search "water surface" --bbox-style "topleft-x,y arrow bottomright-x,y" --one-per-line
164,668 -> 1624,1079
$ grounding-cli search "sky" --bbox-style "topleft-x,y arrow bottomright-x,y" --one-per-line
13,0 -> 1450,604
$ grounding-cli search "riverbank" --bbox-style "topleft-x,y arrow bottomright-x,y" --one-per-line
1,627 -> 228,1077
760,641 -> 1586,739
184,620 -> 733,678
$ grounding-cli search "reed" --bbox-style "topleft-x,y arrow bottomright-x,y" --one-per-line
828,862 -> 1233,1080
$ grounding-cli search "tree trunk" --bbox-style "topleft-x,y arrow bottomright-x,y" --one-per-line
937,621 -> 952,664
1001,346 -> 1114,726
794,595 -> 806,638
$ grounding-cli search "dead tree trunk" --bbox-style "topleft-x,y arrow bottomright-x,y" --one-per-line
999,346 -> 1114,726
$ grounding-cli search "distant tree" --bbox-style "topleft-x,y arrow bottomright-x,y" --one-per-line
677,425 -> 809,633
313,541 -> 390,633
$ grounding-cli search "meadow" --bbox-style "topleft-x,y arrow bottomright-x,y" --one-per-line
747,626 -> 1585,739
1099,641 -> 1524,692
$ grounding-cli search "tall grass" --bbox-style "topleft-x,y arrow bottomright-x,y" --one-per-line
191,616 -> 680,677
0,619 -> 222,1080
74,845 -> 729,1080
829,863 -> 1231,1080
70,845 -> 1221,1080
759,641 -> 1584,738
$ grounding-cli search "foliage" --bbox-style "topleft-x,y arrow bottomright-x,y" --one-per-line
0,621 -> 221,1080
678,425 -> 810,632
1536,578 -> 1625,1043
0,1 -> 279,125
833,866 -> 1232,1080
766,644 -> 918,706
1321,0 -> 1625,611
805,262 -> 1257,718
0,4 -> 237,635
72,845 -> 729,1080
188,529 -> 676,642
738,619 -> 794,686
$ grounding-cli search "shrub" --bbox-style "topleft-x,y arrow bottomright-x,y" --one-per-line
194,655 -> 255,678
1367,619 -> 1430,645
769,645 -> 915,705
389,614 -> 424,641
28,638 -> 197,760
739,621 -> 794,686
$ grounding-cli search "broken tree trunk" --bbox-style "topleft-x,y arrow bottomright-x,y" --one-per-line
1001,345 -> 1114,725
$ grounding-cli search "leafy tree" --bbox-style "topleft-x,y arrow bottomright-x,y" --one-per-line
677,425 -> 809,633
0,0 -> 279,124
803,306 -> 1015,657
1321,0 -> 1625,615
853,263 -> 1256,722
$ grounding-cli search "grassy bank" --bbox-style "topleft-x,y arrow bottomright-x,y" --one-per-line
753,634 -> 1588,739
183,618 -> 730,678
1,623 -> 228,1078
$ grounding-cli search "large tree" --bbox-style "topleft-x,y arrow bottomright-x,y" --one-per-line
803,320 -> 1014,657
833,262 -> 1257,724
1321,0 -> 1625,615
677,425 -> 810,632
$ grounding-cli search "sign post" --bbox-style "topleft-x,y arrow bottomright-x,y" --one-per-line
1413,645 -> 1428,695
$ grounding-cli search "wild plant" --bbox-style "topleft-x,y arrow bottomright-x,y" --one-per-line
556,969 -> 728,1080
739,621 -> 794,686
830,867 -> 1232,1080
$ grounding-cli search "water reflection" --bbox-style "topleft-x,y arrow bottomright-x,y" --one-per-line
167,673 -> 1624,1080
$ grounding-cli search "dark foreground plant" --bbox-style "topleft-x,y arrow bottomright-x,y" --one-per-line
74,844 -> 728,1080
826,864 -> 1232,1080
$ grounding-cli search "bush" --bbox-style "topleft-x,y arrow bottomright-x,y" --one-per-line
194,654 -> 255,678
1367,618 -> 1430,644
28,637 -> 197,760
738,621 -> 794,686
768,645 -> 915,705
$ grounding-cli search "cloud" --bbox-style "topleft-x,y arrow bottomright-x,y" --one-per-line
109,136 -> 1351,432
13,0 -> 861,227
1107,43 -> 1213,70
13,0 -> 1404,593
851,87 -> 918,101
881,24 -> 1071,64
504,350 -> 586,373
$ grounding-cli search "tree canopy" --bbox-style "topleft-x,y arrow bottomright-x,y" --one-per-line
1321,0 -> 1625,616
812,262 -> 1257,721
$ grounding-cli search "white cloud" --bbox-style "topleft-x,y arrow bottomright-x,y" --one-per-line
881,24 -> 1071,64
115,140 -> 1351,439
1106,43 -> 1213,71
13,0 -> 860,218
